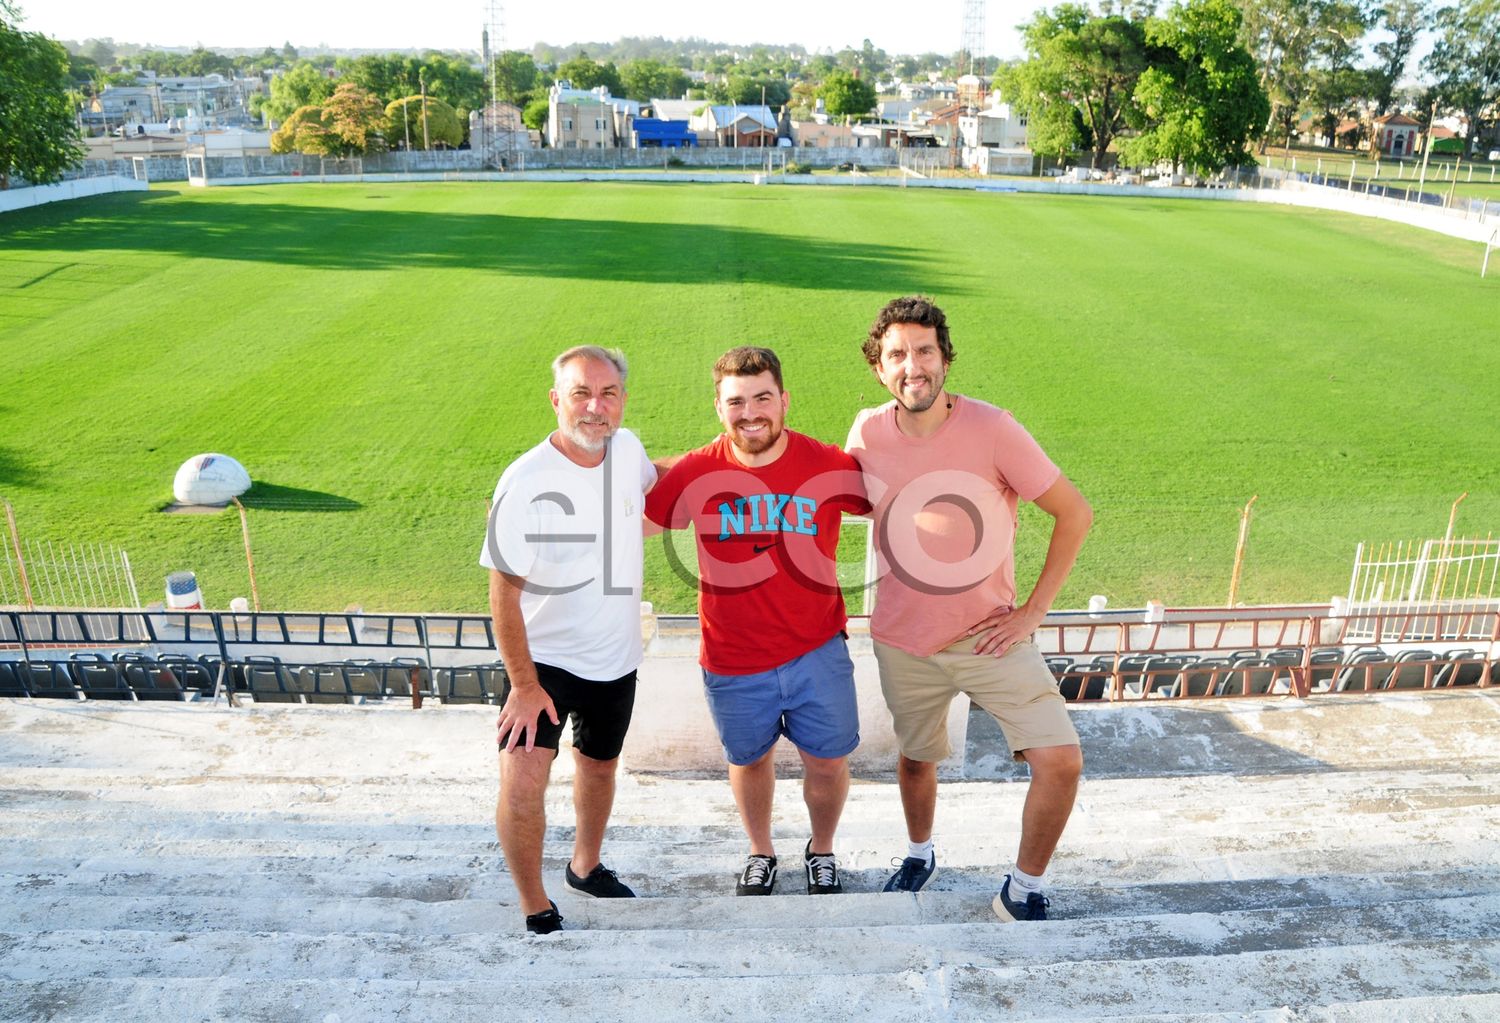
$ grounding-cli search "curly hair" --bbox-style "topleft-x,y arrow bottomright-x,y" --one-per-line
861,295 -> 955,367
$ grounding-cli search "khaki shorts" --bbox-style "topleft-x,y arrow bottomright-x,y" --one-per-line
873,635 -> 1079,762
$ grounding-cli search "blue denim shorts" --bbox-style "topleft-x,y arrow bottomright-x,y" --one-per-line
701,633 -> 860,765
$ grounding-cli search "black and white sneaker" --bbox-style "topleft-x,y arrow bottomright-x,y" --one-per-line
564,862 -> 636,898
736,854 -> 778,895
804,840 -> 843,895
992,875 -> 1050,922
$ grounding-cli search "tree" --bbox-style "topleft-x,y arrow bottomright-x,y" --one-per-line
1001,5 -> 1148,168
271,83 -> 387,156
1122,0 -> 1270,175
271,104 -> 336,155
386,95 -> 462,149
819,68 -> 877,120
322,82 -> 387,155
522,95 -> 549,133
85,37 -> 114,67
0,11 -> 84,189
1235,0 -> 1369,149
1368,0 -> 1431,114
621,57 -> 689,101
1424,0 -> 1500,158
261,62 -> 333,124
556,55 -> 623,95
493,50 -> 539,105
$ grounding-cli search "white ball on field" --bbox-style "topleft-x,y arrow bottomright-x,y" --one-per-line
173,453 -> 252,505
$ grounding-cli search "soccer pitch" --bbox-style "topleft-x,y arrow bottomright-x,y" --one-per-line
1,181 -> 1496,614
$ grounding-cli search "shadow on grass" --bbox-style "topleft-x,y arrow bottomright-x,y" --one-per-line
0,190 -> 936,294
240,482 -> 361,512
0,445 -> 42,489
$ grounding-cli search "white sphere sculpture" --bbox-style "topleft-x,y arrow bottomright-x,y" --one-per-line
173,453 -> 251,505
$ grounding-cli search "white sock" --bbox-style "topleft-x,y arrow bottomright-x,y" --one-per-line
907,839 -> 934,865
1009,865 -> 1045,896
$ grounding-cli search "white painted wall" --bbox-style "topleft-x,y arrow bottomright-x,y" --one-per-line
0,175 -> 148,213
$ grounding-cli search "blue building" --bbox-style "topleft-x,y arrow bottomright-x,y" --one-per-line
632,118 -> 697,148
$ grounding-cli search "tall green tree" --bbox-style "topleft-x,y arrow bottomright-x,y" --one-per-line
492,50 -> 539,106
0,7 -> 84,189
1123,0 -> 1270,174
819,68 -> 877,120
999,4 -> 1148,168
1368,0 -> 1431,114
621,57 -> 689,101
556,55 -> 623,95
260,62 -> 333,124
1235,0 -> 1369,149
1424,0 -> 1500,157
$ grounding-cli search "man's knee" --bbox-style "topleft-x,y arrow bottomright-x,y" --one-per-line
898,754 -> 938,780
1024,744 -> 1083,784
572,749 -> 620,783
500,748 -> 554,803
798,750 -> 848,781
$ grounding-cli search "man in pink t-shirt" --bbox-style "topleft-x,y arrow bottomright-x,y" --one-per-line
845,295 -> 1093,923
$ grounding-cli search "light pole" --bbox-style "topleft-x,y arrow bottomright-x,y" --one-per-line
1416,99 -> 1439,199
420,69 -> 430,151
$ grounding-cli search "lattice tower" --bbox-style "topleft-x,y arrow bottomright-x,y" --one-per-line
960,0 -> 986,80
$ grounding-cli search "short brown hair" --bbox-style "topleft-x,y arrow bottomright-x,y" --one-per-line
862,295 -> 956,367
713,346 -> 783,392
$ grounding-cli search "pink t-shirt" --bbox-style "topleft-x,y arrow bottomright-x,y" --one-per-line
845,395 -> 1060,657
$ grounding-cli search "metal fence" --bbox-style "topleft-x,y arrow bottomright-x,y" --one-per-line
3,604 -> 1492,705
0,539 -> 139,610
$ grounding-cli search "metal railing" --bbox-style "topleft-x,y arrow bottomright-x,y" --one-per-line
3,604 -> 1493,706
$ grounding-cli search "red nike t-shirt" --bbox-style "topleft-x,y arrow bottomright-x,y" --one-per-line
645,430 -> 869,675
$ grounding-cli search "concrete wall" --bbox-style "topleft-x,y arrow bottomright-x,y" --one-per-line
0,176 -> 148,214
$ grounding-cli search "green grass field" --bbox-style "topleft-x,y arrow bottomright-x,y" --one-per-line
1,181 -> 1496,615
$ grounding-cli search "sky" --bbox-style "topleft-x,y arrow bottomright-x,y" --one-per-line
21,0 -> 1046,59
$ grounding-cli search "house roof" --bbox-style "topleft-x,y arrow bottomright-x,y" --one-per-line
706,105 -> 776,132
649,99 -> 702,122
1374,112 -> 1420,127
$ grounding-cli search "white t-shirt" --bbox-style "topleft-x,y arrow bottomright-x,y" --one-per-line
479,428 -> 657,681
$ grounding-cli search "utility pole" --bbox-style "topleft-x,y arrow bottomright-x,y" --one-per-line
1416,99 -> 1438,197
420,69 -> 430,151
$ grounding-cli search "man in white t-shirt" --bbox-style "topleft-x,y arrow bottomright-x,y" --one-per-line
481,345 -> 657,935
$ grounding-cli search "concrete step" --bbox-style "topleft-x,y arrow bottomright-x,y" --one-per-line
1,883 -> 1497,943
2,942 -> 1496,1022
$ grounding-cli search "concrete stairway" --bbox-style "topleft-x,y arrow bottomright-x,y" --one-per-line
2,691 -> 1498,1022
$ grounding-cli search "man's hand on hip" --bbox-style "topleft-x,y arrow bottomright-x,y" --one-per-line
968,603 -> 1046,657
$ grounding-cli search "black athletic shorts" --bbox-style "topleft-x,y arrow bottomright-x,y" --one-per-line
496,662 -> 637,761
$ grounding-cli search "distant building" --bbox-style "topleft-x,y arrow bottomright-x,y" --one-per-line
791,120 -> 854,148
631,118 -> 697,148
547,81 -> 640,148
959,95 -> 1032,174
695,104 -> 778,147
1372,112 -> 1420,158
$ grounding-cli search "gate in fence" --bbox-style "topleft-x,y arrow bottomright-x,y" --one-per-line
1345,536 -> 1500,640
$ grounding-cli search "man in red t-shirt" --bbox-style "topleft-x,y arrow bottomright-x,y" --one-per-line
646,346 -> 868,896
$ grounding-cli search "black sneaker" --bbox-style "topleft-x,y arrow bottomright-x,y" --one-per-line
525,900 -> 564,935
992,875 -> 1049,922
564,861 -> 636,898
736,854 -> 777,895
804,840 -> 843,895
882,852 -> 937,893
